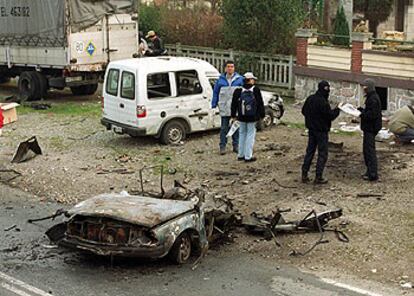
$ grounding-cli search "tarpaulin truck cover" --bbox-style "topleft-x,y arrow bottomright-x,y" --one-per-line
0,0 -> 137,47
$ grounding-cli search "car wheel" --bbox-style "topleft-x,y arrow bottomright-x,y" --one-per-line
169,232 -> 192,264
272,104 -> 284,119
160,120 -> 186,145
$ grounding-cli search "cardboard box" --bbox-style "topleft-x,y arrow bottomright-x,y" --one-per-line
0,102 -> 19,125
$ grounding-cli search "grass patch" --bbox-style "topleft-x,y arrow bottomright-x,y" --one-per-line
18,102 -> 101,117
282,121 -> 306,129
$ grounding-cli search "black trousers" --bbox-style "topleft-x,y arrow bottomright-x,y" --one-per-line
363,131 -> 378,178
302,130 -> 328,178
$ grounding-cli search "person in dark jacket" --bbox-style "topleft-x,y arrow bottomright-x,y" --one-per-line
231,72 -> 265,162
145,31 -> 165,57
358,79 -> 382,181
301,81 -> 340,184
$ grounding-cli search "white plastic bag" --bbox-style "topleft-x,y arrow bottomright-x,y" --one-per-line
227,121 -> 240,137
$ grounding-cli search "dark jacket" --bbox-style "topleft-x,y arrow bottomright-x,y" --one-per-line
359,91 -> 382,133
302,90 -> 340,132
146,36 -> 165,56
231,84 -> 265,123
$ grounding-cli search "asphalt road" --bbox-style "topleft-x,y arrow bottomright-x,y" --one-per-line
0,184 -> 400,296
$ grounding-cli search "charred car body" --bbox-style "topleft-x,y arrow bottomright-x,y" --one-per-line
45,183 -> 235,264
46,193 -> 210,264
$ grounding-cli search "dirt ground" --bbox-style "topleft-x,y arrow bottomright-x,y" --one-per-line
0,84 -> 413,293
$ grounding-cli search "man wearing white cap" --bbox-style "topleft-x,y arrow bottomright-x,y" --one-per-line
145,30 -> 165,57
231,72 -> 265,162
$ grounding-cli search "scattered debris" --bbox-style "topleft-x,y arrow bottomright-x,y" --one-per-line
28,102 -> 51,110
272,178 -> 298,189
4,224 -> 17,232
68,131 -> 100,141
328,142 -> 344,153
401,282 -> 413,289
356,193 -> 384,198
0,169 -> 22,183
243,208 -> 347,256
11,136 -> 42,163
96,168 -> 135,175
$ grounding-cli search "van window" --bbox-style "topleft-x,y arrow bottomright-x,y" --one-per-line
147,73 -> 171,99
121,71 -> 135,100
175,70 -> 203,96
106,69 -> 119,96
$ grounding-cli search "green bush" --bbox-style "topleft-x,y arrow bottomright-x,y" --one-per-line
139,4 -> 162,36
221,0 -> 304,54
332,6 -> 350,46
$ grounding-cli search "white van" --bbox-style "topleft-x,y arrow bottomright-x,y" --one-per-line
101,57 -> 284,144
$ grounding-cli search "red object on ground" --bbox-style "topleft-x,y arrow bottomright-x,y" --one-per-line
0,107 -> 4,129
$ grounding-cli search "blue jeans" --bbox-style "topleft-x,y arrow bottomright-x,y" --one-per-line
220,116 -> 239,149
238,122 -> 256,160
396,128 -> 414,143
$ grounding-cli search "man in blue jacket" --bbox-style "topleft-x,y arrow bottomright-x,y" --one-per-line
212,61 -> 244,155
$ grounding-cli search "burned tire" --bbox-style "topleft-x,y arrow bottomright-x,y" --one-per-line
160,120 -> 187,145
168,232 -> 192,264
18,71 -> 42,101
70,83 -> 98,96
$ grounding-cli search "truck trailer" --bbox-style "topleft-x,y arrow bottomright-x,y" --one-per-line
0,0 -> 139,101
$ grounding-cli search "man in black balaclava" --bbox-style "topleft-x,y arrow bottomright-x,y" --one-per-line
358,78 -> 382,181
301,81 -> 340,184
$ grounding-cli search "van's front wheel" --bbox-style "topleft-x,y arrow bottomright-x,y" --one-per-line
160,121 -> 186,145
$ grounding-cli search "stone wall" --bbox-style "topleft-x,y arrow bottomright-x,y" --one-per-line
295,74 -> 414,113
295,75 -> 361,105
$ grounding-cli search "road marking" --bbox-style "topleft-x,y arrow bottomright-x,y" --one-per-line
321,278 -> 383,296
1,282 -> 34,296
0,272 -> 51,296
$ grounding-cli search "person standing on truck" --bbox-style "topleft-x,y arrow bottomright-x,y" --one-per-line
301,81 -> 340,184
145,31 -> 165,57
212,61 -> 244,155
358,79 -> 382,182
231,72 -> 265,162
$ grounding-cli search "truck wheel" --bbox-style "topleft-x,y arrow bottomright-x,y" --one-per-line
18,72 -> 42,101
70,84 -> 98,96
160,121 -> 186,145
33,72 -> 48,98
168,232 -> 192,264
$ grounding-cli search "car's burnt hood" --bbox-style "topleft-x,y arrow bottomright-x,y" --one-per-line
68,194 -> 197,228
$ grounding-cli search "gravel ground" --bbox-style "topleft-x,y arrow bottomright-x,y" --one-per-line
0,85 -> 413,293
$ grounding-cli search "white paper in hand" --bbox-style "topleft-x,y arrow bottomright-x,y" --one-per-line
227,121 -> 240,137
339,103 -> 361,117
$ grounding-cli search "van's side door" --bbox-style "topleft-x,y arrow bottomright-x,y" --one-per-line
103,68 -> 121,123
116,69 -> 138,127
172,70 -> 210,132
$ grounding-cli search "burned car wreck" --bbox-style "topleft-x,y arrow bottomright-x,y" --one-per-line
42,174 -> 235,265
46,193 -> 209,264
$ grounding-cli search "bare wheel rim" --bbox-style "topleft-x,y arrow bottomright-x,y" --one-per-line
263,115 -> 273,127
168,127 -> 183,143
178,236 -> 191,262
